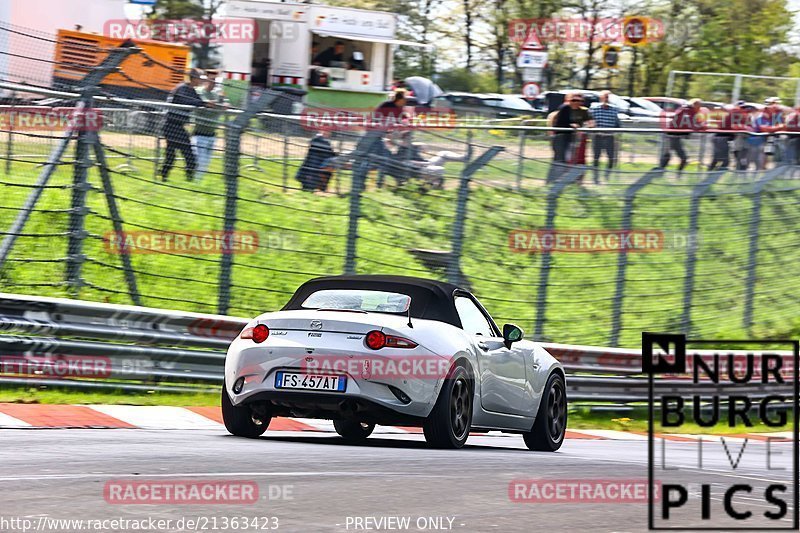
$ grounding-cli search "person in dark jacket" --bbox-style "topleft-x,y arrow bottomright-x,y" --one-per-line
708,101 -> 747,171
547,93 -> 592,182
296,132 -> 337,192
659,98 -> 703,173
313,41 -> 346,67
161,69 -> 207,182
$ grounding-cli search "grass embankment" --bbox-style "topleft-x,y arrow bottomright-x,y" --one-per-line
3,137 -> 799,347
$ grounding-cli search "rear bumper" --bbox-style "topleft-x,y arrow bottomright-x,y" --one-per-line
240,390 -> 428,426
225,339 -> 447,420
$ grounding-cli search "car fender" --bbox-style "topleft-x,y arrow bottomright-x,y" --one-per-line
526,341 -> 565,417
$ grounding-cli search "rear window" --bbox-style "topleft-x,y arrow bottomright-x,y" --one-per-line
301,289 -> 411,314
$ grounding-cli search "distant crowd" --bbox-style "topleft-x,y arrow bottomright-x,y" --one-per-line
547,91 -> 799,183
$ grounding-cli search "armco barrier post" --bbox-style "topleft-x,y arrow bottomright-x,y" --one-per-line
609,169 -> 663,347
533,166 -> 587,340
218,91 -> 279,315
743,166 -> 787,333
679,170 -> 724,336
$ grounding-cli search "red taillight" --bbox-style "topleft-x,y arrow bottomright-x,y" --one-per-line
241,324 -> 269,343
365,330 -> 417,350
365,330 -> 386,350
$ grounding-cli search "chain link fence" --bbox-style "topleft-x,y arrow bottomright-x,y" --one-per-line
1,23 -> 799,349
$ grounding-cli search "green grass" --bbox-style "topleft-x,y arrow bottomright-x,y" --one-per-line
2,133 -> 800,351
0,386 -> 219,406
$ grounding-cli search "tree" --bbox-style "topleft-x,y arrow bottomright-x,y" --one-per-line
149,0 -> 224,69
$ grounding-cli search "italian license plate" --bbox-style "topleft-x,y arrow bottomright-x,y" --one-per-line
275,371 -> 346,392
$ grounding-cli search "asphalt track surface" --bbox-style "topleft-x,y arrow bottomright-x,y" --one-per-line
2,428 -> 796,533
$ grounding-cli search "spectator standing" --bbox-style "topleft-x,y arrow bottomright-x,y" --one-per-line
729,101 -> 751,170
784,104 -> 800,165
296,132 -> 337,192
547,93 -> 589,183
367,89 -> 408,171
161,68 -> 206,182
708,101 -> 744,171
192,76 -> 227,181
762,97 -> 786,164
659,98 -> 704,173
589,90 -> 621,183
746,108 -> 772,170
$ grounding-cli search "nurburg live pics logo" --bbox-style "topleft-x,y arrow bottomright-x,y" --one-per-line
643,332 -> 799,530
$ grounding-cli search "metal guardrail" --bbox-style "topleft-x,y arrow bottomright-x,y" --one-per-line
0,293 -> 794,407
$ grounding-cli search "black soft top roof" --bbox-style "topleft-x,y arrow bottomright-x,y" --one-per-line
283,275 -> 466,327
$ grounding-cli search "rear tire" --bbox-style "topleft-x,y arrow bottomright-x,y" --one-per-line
423,364 -> 473,449
333,419 -> 375,442
221,383 -> 270,438
523,372 -> 567,451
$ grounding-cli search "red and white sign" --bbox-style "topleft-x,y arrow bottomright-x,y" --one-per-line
522,82 -> 541,99
521,27 -> 545,50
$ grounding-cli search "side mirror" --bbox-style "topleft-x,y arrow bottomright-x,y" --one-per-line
502,323 -> 524,349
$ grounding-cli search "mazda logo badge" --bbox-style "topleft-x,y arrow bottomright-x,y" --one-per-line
310,320 -> 323,330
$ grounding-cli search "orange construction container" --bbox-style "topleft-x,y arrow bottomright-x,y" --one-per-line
53,29 -> 190,97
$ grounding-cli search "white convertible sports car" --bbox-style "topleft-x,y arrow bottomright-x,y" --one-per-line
222,275 -> 567,450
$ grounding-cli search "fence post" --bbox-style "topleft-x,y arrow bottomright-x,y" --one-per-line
533,166 -> 586,340
609,169 -> 663,347
4,90 -> 14,175
448,132 -> 474,285
515,129 -> 526,191
218,90 -> 280,315
448,137 -> 503,286
343,130 -> 383,274
679,170 -> 724,336
91,139 -> 141,306
282,117 -> 289,192
64,96 -> 94,297
743,166 -> 786,333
